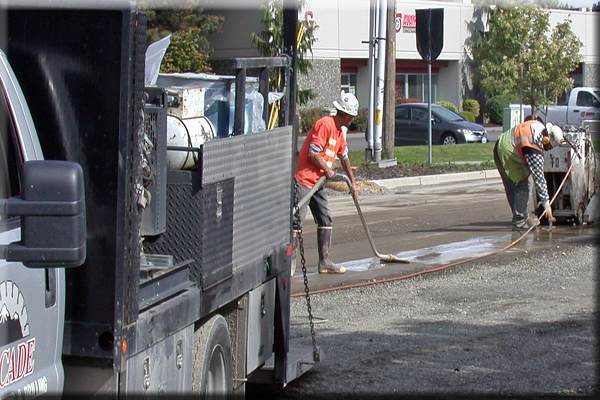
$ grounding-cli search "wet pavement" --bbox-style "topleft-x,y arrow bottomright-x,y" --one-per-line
291,178 -> 598,296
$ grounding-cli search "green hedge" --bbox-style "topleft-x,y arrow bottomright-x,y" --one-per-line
300,107 -> 368,134
460,110 -> 475,122
486,95 -> 519,125
348,108 -> 368,132
462,99 -> 480,118
436,100 -> 459,113
299,107 -> 323,135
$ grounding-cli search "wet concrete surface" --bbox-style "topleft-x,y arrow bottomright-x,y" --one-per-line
291,179 -> 598,295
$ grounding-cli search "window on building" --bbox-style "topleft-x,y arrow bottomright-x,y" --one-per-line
341,73 -> 357,96
407,75 -> 422,99
396,73 -> 438,102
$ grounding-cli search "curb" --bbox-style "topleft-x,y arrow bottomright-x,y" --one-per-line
370,169 -> 500,190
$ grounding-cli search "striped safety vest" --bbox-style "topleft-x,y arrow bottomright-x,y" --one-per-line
513,120 -> 544,163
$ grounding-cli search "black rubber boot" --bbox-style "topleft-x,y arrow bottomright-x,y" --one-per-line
317,227 -> 346,274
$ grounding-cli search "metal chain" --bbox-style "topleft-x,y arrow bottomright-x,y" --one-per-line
293,183 -> 320,362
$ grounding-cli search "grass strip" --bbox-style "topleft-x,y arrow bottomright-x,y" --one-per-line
349,142 -> 495,166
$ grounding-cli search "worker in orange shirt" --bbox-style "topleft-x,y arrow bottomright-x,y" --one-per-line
293,91 -> 359,274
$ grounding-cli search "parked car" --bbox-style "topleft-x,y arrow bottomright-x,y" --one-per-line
395,103 -> 488,145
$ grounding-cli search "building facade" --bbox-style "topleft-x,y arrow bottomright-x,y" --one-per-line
210,0 -> 598,113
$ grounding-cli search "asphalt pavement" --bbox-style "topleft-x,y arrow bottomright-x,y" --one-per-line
248,149 -> 598,398
254,237 -> 596,397
250,164 -> 596,398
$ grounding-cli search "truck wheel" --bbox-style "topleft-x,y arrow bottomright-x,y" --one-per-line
192,315 -> 233,398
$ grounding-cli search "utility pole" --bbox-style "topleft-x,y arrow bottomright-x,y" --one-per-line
382,0 -> 396,162
365,0 -> 377,163
373,0 -> 387,163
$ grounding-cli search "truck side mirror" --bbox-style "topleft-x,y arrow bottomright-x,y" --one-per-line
0,160 -> 86,268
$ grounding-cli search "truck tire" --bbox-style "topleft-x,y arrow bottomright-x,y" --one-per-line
192,315 -> 233,398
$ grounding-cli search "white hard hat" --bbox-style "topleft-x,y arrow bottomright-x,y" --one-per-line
546,122 -> 564,145
333,90 -> 359,117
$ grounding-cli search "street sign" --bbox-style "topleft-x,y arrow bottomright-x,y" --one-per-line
416,8 -> 444,62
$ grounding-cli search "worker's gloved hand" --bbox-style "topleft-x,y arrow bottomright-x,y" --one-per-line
350,179 -> 358,197
543,203 -> 556,223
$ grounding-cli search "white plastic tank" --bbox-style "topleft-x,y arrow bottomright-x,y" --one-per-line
166,115 -> 215,170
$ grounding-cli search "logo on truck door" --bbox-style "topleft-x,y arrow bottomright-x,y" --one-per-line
0,280 -> 36,389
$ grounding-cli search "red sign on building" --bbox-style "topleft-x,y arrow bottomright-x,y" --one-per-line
395,12 -> 416,33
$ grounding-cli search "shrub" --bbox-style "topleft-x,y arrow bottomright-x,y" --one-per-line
299,107 -> 324,135
486,94 -> 519,125
462,99 -> 480,118
460,110 -> 475,122
436,100 -> 459,113
348,108 -> 368,132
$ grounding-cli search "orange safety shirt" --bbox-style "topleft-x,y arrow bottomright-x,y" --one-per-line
513,120 -> 544,163
295,116 -> 348,188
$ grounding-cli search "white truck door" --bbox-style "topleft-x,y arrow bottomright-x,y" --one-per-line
571,89 -> 600,126
0,51 -> 64,397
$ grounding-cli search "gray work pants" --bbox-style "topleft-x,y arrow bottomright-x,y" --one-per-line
292,180 -> 333,230
494,143 -> 530,226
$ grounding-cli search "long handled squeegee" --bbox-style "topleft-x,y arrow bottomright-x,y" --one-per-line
335,173 -> 409,264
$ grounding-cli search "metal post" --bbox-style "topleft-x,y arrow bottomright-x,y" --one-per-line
233,67 -> 246,135
366,0 -> 377,162
428,61 -> 432,165
0,8 -> 5,51
382,0 -> 396,163
259,67 -> 270,126
374,0 -> 387,163
283,2 -> 298,136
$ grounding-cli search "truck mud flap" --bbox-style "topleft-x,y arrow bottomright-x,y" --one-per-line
247,340 -> 319,387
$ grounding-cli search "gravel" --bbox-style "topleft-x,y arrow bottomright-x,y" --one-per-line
261,240 -> 597,397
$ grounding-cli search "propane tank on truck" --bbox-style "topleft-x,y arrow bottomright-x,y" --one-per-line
165,86 -> 215,170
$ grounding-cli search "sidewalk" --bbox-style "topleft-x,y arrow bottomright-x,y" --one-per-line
370,169 -> 500,190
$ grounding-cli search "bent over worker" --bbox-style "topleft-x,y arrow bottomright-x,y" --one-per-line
293,91 -> 359,274
494,119 -> 564,230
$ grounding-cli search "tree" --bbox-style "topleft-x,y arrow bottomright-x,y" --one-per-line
471,6 -> 582,111
250,0 -> 317,105
144,3 -> 223,73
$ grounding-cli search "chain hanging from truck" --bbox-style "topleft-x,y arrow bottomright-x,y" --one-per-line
293,184 -> 320,362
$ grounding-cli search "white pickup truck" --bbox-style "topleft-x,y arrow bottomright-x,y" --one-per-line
510,87 -> 600,128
